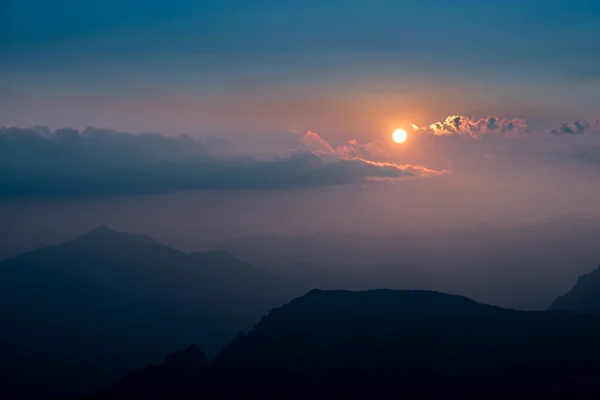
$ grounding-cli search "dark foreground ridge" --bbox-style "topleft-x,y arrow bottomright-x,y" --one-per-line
88,289 -> 600,398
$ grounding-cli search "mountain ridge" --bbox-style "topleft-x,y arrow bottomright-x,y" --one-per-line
548,264 -> 600,312
0,226 -> 302,399
92,288 -> 600,398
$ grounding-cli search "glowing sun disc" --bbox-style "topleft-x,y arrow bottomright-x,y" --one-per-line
392,129 -> 408,143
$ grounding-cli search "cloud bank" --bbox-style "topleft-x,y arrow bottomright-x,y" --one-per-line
414,115 -> 600,140
0,126 -> 442,197
417,115 -> 528,138
548,120 -> 600,136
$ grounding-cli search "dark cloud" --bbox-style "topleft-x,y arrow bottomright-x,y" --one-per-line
486,117 -> 499,130
549,120 -> 600,135
0,126 -> 442,198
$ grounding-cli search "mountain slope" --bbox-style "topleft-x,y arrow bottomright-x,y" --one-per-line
108,345 -> 208,397
96,289 -> 600,398
0,226 -> 300,399
548,265 -> 600,312
213,289 -> 600,379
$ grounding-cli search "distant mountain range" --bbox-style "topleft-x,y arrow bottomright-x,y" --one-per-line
91,289 -> 600,398
0,226 -> 305,399
3,224 -> 600,398
212,216 -> 600,309
5,215 -> 600,310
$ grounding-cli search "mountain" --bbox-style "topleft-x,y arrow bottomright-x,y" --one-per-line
93,289 -> 600,397
548,265 -> 600,312
103,345 -> 208,398
213,218 -> 600,310
86,346 -> 209,400
0,226 -> 302,399
73,224 -> 160,246
7,224 -> 600,398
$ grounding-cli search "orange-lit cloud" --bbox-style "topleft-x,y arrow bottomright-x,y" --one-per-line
415,115 -> 528,138
296,129 -> 447,179
352,158 -> 449,179
299,130 -> 389,159
415,116 -> 600,139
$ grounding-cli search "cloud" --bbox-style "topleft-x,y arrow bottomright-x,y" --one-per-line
416,115 -> 600,139
298,130 -> 387,160
296,129 -> 444,176
424,115 -> 528,138
548,120 -> 600,135
0,126 -> 443,197
298,128 -> 398,161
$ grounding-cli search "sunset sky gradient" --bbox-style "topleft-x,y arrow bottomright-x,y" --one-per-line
2,0 -> 600,247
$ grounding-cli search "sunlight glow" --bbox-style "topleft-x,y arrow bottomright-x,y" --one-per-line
392,129 -> 408,144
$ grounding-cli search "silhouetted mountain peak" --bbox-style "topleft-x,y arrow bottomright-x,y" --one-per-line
307,288 -> 324,294
205,287 -> 600,393
72,225 -> 160,248
79,225 -> 126,239
548,263 -> 600,313
296,288 -> 484,311
576,264 -> 600,282
0,228 -> 295,399
214,289 -> 500,367
89,224 -> 114,234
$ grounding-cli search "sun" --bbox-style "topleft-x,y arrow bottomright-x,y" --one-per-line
392,128 -> 408,144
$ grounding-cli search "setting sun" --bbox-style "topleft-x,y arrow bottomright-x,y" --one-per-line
392,128 -> 408,144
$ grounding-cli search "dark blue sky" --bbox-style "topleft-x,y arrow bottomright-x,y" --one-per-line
3,1 -> 600,74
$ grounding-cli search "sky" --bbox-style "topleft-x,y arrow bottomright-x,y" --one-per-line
2,0 -> 600,251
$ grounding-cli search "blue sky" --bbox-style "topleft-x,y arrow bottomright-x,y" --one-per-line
3,1 -> 599,60
1,0 -> 598,149
3,0 -> 599,81
1,1 -> 599,136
